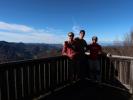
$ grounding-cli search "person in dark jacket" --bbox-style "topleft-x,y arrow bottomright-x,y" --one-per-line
74,30 -> 88,79
75,30 -> 87,54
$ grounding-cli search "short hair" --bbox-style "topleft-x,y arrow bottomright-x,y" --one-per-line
80,30 -> 85,35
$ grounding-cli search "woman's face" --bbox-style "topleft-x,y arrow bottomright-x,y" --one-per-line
68,35 -> 74,41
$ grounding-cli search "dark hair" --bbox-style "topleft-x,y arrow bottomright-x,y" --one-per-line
80,30 -> 85,35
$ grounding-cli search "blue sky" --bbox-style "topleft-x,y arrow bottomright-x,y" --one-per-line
0,0 -> 133,44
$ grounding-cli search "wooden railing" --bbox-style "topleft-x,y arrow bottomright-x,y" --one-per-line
0,55 -> 133,100
0,56 -> 73,100
101,55 -> 133,93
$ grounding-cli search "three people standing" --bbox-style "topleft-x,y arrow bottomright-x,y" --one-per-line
62,30 -> 102,82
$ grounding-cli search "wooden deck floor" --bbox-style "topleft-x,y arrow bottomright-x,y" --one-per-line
40,80 -> 132,100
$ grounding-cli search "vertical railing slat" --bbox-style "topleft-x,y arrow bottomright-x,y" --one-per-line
8,66 -> 17,100
0,70 -> 7,100
0,70 -> 1,100
56,61 -> 59,85
0,88 -> 1,100
6,70 -> 10,100
21,67 -> 24,98
23,64 -> 29,98
39,64 -> 41,91
43,64 -> 46,90
33,65 -> 36,94
48,63 -> 51,88
66,59 -> 69,81
45,63 -> 50,92
38,63 -> 45,93
35,63 -> 40,96
14,68 -> 17,100
27,65 -> 30,95
130,60 -> 133,93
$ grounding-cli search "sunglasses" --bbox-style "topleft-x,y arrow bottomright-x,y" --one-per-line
68,35 -> 73,37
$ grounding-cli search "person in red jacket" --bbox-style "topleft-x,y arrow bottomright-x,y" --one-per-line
62,32 -> 78,59
62,32 -> 79,82
87,36 -> 102,82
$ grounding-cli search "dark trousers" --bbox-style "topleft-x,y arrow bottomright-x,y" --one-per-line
78,54 -> 88,79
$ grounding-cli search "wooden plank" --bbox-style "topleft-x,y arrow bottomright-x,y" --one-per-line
8,66 -> 16,100
39,63 -> 45,92
45,63 -> 50,92
50,61 -> 57,90
34,63 -> 40,97
22,64 -> 29,99
0,69 -> 8,100
28,63 -> 35,97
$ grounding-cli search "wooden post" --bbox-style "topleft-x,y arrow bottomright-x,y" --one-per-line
130,60 -> 133,94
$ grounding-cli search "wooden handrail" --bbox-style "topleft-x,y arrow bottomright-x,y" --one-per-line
0,56 -> 70,100
0,55 -> 133,100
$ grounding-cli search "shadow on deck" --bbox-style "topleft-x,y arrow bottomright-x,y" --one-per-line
41,79 -> 132,100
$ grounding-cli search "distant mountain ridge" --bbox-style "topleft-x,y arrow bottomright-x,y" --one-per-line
0,41 -> 62,63
0,41 -> 124,63
99,41 -> 123,46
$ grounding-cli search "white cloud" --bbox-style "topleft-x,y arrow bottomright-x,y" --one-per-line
0,31 -> 65,43
0,21 -> 35,32
72,25 -> 82,34
72,25 -> 85,38
0,21 -> 65,43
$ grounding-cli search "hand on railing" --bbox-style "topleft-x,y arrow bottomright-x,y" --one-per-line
107,53 -> 112,57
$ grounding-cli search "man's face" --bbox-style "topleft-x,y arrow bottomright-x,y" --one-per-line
92,39 -> 97,43
80,32 -> 84,39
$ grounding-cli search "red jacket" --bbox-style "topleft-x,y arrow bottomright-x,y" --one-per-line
87,43 -> 102,60
62,40 -> 78,60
